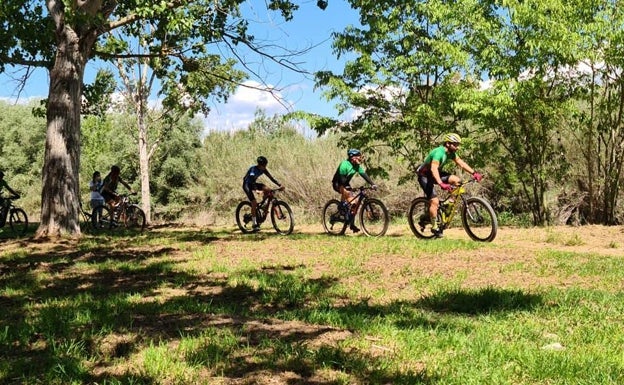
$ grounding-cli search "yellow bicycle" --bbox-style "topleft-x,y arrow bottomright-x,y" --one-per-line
408,179 -> 498,242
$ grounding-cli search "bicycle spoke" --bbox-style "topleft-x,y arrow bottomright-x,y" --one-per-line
462,197 -> 498,242
408,198 -> 435,239
271,201 -> 294,235
360,198 -> 388,237
322,199 -> 347,235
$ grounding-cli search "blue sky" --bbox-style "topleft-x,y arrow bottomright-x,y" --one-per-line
0,0 -> 360,134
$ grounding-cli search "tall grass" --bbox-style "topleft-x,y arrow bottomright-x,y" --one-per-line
190,129 -> 418,226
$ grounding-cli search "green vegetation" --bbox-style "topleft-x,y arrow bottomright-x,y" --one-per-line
1,228 -> 623,384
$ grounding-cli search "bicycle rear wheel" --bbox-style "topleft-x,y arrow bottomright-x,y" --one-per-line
461,197 -> 498,242
9,208 -> 28,236
359,198 -> 389,237
322,199 -> 348,235
235,201 -> 255,234
407,197 -> 436,239
271,200 -> 294,235
125,205 -> 146,232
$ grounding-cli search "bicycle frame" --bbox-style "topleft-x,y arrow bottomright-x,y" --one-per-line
439,182 -> 471,228
408,178 -> 497,242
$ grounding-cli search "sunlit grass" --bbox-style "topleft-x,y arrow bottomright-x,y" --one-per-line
1,228 -> 624,384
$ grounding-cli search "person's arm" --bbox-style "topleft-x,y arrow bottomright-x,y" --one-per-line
453,156 -> 475,174
119,177 -> 133,192
430,160 -> 445,185
454,157 -> 482,181
263,170 -> 281,187
7,185 -> 19,197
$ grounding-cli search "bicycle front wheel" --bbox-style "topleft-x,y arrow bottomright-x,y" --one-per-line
125,205 -> 146,232
9,208 -> 28,236
235,201 -> 256,234
461,197 -> 498,242
359,198 -> 389,237
271,200 -> 294,235
407,197 -> 436,239
322,199 -> 348,235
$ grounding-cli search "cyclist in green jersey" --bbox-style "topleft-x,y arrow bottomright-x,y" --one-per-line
416,133 -> 482,238
332,149 -> 377,233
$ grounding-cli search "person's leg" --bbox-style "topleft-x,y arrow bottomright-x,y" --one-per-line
243,183 -> 258,228
340,186 -> 360,232
419,174 -> 441,235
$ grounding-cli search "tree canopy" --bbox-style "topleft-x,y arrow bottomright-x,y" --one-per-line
0,0 -> 315,237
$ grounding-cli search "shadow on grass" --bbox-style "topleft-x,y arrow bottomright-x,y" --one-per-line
414,287 -> 543,315
0,234 -> 539,384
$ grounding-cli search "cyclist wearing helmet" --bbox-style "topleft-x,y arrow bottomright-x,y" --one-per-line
243,156 -> 284,231
416,133 -> 482,238
332,148 -> 377,233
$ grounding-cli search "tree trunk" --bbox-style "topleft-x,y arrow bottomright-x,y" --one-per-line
138,115 -> 152,223
36,27 -> 87,238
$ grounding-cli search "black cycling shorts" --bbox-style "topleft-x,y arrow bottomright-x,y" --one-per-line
243,182 -> 265,201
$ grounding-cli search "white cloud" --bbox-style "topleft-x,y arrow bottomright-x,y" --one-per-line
202,80 -> 293,134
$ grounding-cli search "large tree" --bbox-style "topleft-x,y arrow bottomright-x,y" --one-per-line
0,0 -> 307,237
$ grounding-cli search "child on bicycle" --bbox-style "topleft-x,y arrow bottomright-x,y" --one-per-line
242,156 -> 284,232
416,133 -> 482,238
89,171 -> 105,227
332,149 -> 377,233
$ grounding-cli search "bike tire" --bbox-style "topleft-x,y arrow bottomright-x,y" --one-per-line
270,200 -> 294,235
461,196 -> 498,242
322,199 -> 348,235
359,198 -> 389,237
9,208 -> 28,236
125,204 -> 146,232
83,205 -> 113,232
235,201 -> 255,234
407,197 -> 436,239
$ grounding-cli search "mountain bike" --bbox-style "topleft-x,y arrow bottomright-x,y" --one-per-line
322,186 -> 389,237
0,196 -> 28,236
95,193 -> 146,232
407,179 -> 497,242
235,188 -> 294,235
79,200 -> 112,232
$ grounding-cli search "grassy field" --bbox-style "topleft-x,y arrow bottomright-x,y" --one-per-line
1,223 -> 623,384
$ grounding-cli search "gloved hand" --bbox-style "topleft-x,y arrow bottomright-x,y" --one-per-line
472,172 -> 483,182
439,182 -> 453,191
371,184 -> 378,191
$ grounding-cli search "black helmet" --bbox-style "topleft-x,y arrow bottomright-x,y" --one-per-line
257,156 -> 268,166
347,149 -> 361,158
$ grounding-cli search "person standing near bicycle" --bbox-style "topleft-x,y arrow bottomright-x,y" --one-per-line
332,149 -> 378,233
416,133 -> 482,238
242,156 -> 284,232
89,171 -> 105,227
101,165 -> 135,211
0,170 -> 20,210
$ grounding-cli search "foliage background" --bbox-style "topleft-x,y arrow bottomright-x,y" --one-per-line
0,101 -> 619,227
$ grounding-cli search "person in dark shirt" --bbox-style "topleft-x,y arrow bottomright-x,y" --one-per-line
243,156 -> 283,231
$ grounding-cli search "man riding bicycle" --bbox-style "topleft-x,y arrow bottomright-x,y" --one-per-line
242,156 -> 284,232
417,133 -> 482,238
100,165 -> 135,210
0,170 -> 20,209
332,148 -> 377,233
